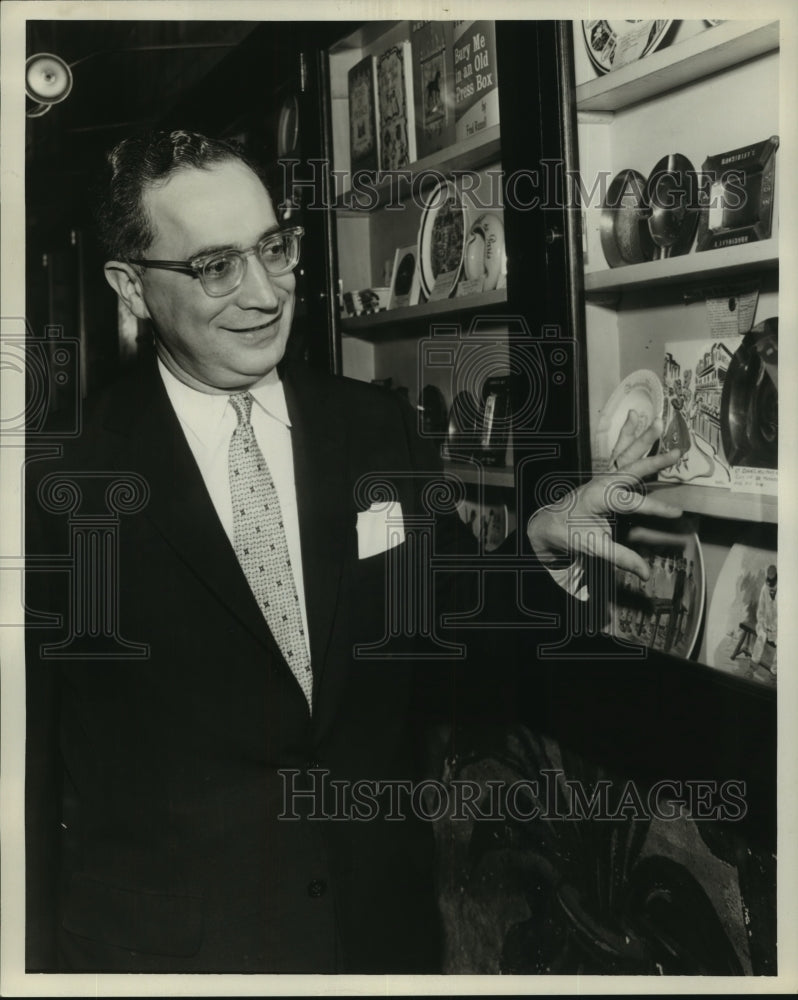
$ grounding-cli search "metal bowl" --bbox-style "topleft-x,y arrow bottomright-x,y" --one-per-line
600,168 -> 655,268
644,153 -> 699,259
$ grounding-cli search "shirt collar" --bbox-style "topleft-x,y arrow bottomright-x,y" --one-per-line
249,373 -> 292,428
158,358 -> 292,446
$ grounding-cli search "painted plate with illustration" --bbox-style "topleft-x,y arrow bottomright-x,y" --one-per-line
418,179 -> 466,299
603,527 -> 705,660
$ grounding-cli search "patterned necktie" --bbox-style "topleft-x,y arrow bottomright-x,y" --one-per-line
228,391 -> 312,711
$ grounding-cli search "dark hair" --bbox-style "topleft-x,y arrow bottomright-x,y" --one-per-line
94,130 -> 267,261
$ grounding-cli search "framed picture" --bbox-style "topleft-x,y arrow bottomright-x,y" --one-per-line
348,55 -> 379,174
376,41 -> 416,170
388,245 -> 420,309
410,20 -> 455,158
659,338 -> 735,488
706,544 -> 777,686
696,136 -> 779,252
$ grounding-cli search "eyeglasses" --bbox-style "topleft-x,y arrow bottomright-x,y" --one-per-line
129,226 -> 304,297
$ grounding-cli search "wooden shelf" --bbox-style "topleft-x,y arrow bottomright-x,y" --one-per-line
335,126 -> 501,215
648,481 -> 777,524
584,239 -> 778,301
340,287 -> 508,337
576,20 -> 779,113
443,460 -> 515,489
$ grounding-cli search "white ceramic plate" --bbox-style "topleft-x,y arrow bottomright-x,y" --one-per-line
595,369 -> 664,467
417,179 -> 466,299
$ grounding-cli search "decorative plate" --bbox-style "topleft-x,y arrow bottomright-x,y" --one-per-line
583,20 -> 675,74
604,527 -> 705,660
464,212 -> 506,290
417,179 -> 466,299
595,369 -> 664,468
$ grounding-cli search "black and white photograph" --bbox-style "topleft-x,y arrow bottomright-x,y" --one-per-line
1,1 -> 795,995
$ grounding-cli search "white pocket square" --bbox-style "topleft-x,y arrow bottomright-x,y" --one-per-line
356,501 -> 405,559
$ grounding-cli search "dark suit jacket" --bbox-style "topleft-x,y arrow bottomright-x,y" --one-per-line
25,358 -> 570,973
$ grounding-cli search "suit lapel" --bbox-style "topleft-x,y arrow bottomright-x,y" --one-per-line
102,360 -> 351,711
281,365 -> 349,700
102,361 -> 282,659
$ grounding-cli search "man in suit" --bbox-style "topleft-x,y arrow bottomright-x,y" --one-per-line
25,130 -> 679,974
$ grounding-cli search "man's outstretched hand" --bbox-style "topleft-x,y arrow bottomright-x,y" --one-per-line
527,414 -> 683,582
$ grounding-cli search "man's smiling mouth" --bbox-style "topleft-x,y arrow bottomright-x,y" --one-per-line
224,316 -> 281,334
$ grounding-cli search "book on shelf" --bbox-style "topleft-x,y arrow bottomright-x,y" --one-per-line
453,20 -> 499,142
410,20 -> 456,159
347,54 -> 379,174
377,39 -> 417,170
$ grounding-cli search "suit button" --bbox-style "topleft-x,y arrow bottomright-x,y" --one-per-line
307,879 -> 327,898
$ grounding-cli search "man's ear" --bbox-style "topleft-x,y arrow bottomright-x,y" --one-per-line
104,261 -> 151,321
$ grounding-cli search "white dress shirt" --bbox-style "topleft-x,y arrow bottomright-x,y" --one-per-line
546,558 -> 588,602
158,360 -> 311,655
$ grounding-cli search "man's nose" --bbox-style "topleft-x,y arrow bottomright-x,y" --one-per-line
236,251 -> 281,309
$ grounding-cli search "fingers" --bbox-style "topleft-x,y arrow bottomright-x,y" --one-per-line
627,526 -> 691,548
580,464 -> 684,524
609,409 -> 640,465
581,530 -> 651,581
613,416 -> 664,470
620,448 -> 681,481
630,494 -> 683,519
607,541 -> 651,581
587,480 -> 681,520
526,506 -> 569,566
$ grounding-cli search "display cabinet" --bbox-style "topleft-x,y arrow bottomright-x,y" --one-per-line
323,18 -> 585,516
570,19 -> 779,685
327,20 -> 506,495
